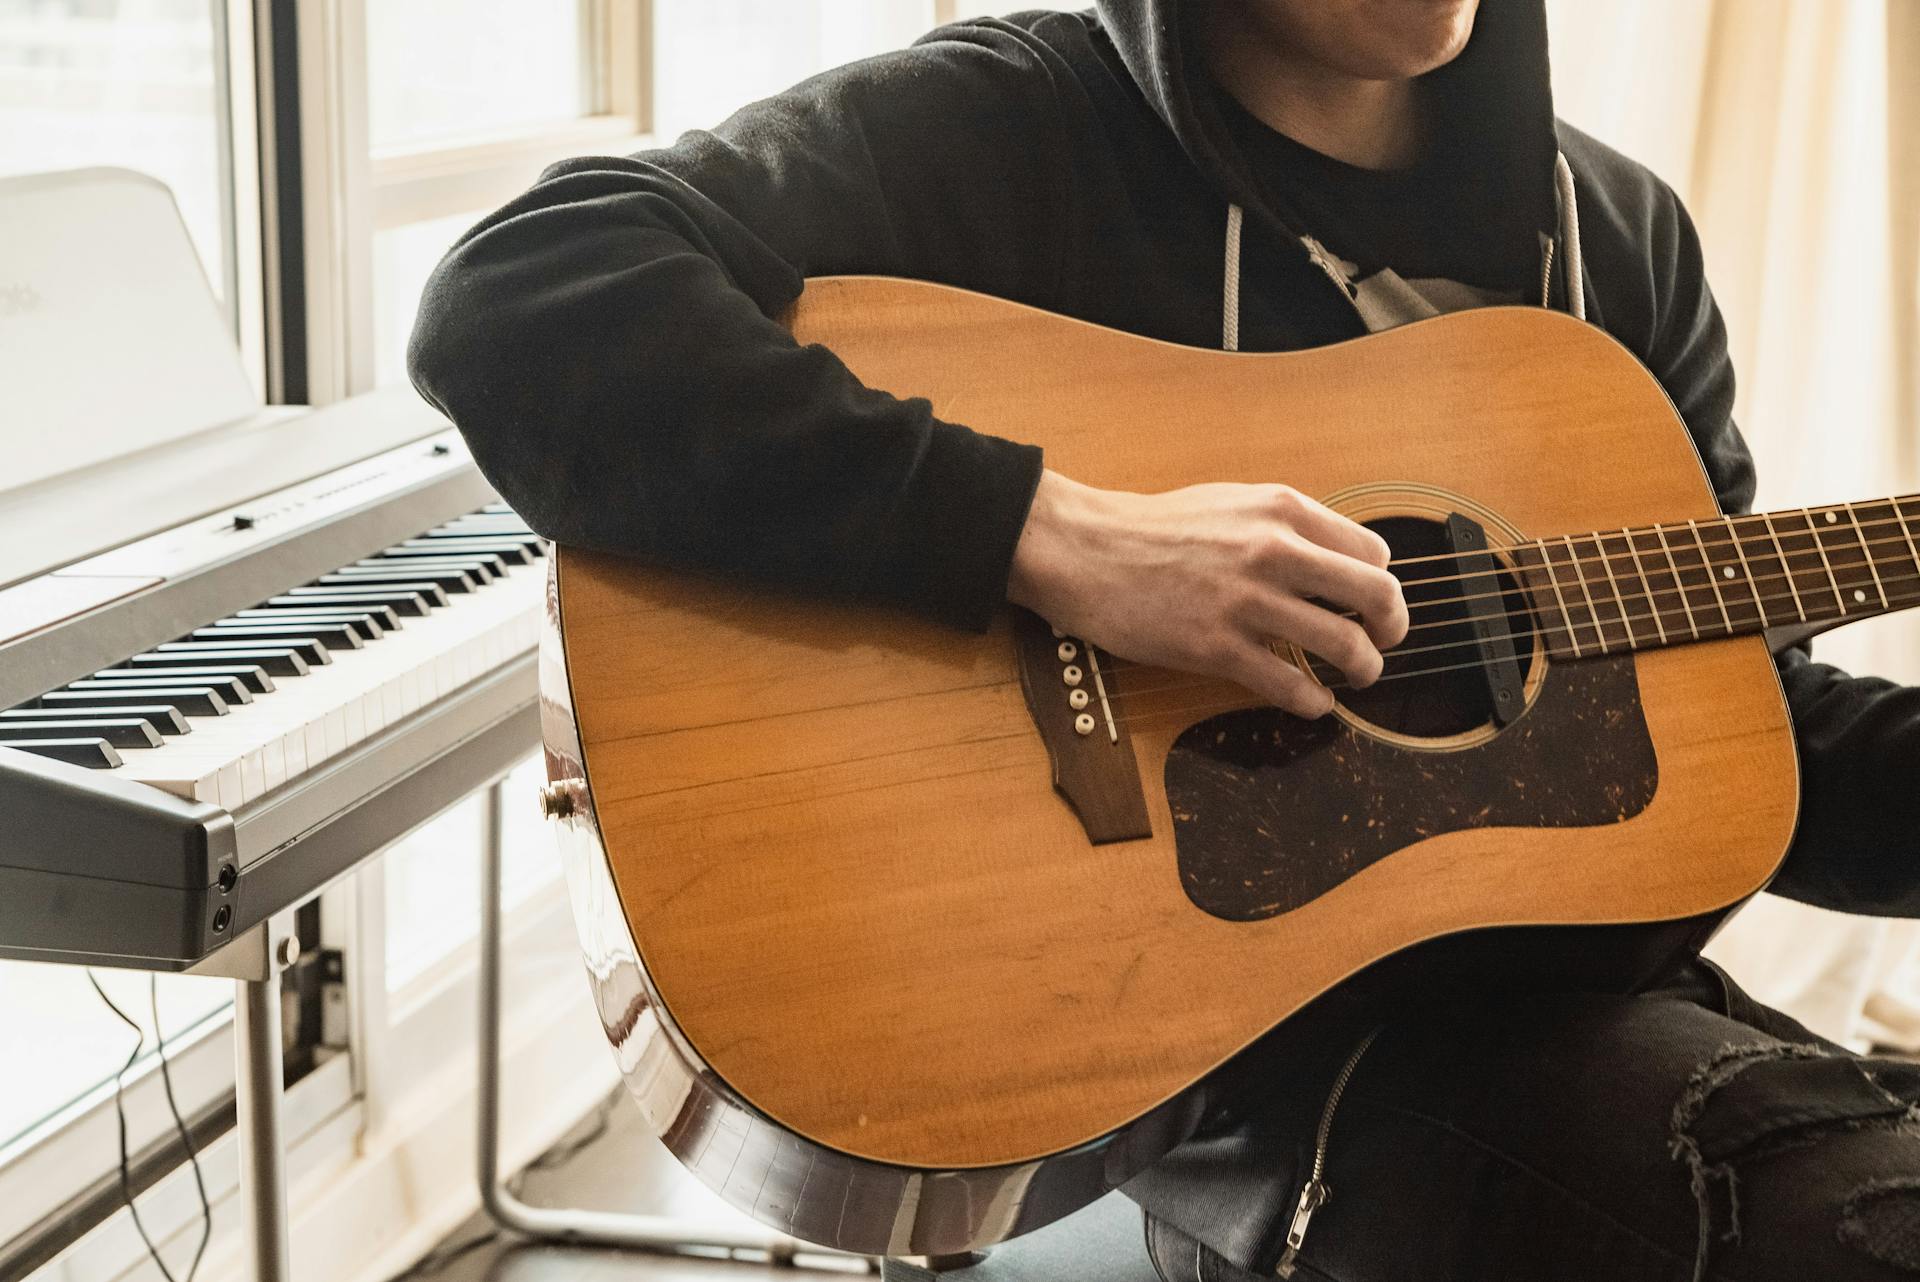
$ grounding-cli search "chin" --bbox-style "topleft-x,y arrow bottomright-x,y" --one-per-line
1239,0 -> 1481,82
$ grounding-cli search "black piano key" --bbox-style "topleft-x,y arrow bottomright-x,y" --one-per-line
0,738 -> 122,768
214,611 -> 386,641
93,663 -> 275,694
238,603 -> 401,631
39,687 -> 230,717
283,583 -> 447,610
67,676 -> 252,706
389,540 -> 530,565
350,555 -> 501,582
137,646 -> 315,675
267,589 -> 432,617
189,622 -> 363,651
5,704 -> 190,735
317,568 -> 478,594
157,638 -> 329,668
421,520 -> 535,541
0,719 -> 162,748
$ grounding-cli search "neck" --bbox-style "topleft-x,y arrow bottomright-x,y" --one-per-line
1511,497 -> 1920,660
1202,17 -> 1421,169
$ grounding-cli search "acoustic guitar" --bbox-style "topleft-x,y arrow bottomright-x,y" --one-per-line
537,277 -> 1914,1257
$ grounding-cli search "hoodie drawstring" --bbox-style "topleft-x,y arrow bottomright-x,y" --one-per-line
1222,202 -> 1244,351
1219,149 -> 1588,344
1552,151 -> 1586,320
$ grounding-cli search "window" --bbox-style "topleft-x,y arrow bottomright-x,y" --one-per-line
0,0 -> 242,1245
0,0 -> 233,300
650,2 -> 933,142
366,0 -> 593,151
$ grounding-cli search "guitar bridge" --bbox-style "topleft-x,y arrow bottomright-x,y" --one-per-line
1010,609 -> 1152,844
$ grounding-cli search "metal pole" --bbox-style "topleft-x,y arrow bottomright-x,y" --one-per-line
236,974 -> 291,1282
475,780 -> 870,1268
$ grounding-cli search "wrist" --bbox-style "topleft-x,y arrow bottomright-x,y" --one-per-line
1007,469 -> 1099,614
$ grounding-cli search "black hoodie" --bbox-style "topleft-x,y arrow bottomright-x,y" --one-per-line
411,0 -> 1920,1119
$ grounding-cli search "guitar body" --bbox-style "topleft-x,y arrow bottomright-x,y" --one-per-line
540,278 -> 1798,1255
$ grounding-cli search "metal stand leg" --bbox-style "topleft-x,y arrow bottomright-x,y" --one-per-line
236,975 -> 290,1282
475,781 -> 872,1270
192,916 -> 300,1282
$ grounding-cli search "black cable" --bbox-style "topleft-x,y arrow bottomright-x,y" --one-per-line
84,970 -> 178,1282
149,974 -> 214,1282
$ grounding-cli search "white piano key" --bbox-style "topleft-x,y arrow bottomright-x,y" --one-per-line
218,761 -> 243,810
112,559 -> 542,806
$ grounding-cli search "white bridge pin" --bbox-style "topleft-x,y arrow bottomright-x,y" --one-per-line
1062,664 -> 1083,686
1074,712 -> 1096,736
1057,641 -> 1078,662
1069,687 -> 1090,709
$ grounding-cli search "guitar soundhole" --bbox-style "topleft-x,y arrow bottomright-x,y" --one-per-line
1332,516 -> 1540,742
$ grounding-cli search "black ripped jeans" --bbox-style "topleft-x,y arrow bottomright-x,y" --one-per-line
1136,961 -> 1920,1282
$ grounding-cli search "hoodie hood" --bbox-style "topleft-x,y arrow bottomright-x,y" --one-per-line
1093,0 -> 1564,286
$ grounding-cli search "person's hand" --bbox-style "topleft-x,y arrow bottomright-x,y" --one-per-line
1006,470 -> 1409,718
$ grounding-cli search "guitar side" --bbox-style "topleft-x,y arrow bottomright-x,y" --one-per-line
544,279 -> 1799,1253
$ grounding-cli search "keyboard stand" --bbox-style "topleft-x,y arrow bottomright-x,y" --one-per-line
189,911 -> 303,1282
473,781 -> 875,1272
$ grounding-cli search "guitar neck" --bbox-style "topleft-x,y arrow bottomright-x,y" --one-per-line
1511,495 -> 1920,658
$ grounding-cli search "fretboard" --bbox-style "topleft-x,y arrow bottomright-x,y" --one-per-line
1508,496 -> 1920,658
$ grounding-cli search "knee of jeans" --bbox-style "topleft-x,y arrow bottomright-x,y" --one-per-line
1670,1041 -> 1920,1279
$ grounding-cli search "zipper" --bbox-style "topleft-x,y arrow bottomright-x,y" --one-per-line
1300,234 -> 1361,304
1274,1026 -> 1383,1279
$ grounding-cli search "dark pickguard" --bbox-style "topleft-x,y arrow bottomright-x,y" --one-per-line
1166,655 -> 1658,922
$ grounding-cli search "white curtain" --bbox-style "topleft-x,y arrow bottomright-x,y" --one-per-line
1547,0 -> 1920,1046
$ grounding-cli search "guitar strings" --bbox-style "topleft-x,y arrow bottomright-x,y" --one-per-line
1099,560 -> 1906,692
1366,512 -> 1920,600
1088,568 -> 1900,710
1371,499 -> 1920,578
1373,527 -> 1919,645
1019,504 -> 1920,732
1140,521 -> 1920,665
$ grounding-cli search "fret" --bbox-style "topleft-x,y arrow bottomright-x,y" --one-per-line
1509,542 -> 1579,659
1594,532 -> 1643,648
1697,518 -> 1766,633
1655,525 -> 1702,639
1842,501 -> 1889,610
1666,519 -> 1731,638
1570,533 -> 1629,651
1552,535 -> 1609,653
1761,513 -> 1808,622
1537,539 -> 1583,657
1801,508 -> 1849,615
1889,497 -> 1920,606
1686,520 -> 1732,633
1816,502 -> 1894,618
1623,528 -> 1673,644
